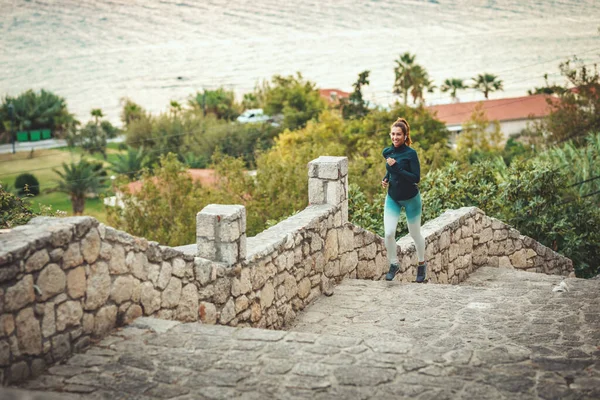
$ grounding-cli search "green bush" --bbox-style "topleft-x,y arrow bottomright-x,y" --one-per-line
14,173 -> 40,196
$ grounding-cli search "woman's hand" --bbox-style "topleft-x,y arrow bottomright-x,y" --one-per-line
386,157 -> 396,166
381,179 -> 389,189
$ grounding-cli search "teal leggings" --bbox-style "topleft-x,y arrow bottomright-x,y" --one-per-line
384,193 -> 425,265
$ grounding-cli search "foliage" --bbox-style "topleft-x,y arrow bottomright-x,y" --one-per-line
120,98 -> 146,128
530,58 -> 600,146
54,158 -> 105,215
0,89 -> 78,142
540,132 -> 600,196
188,87 -> 241,121
393,53 -> 435,105
107,154 -> 210,246
348,183 -> 386,236
341,71 -> 371,120
455,103 -> 504,163
440,78 -> 466,102
67,108 -> 119,159
471,73 -> 504,99
1,184 -> 63,228
527,73 -> 568,96
258,73 -> 326,131
68,121 -> 108,159
502,137 -> 532,166
108,146 -> 150,181
14,173 -> 40,196
1,184 -> 37,228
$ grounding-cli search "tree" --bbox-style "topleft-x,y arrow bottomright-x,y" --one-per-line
258,73 -> 326,131
109,146 -> 150,181
91,108 -> 104,124
341,70 -> 371,120
107,154 -> 210,246
409,65 -> 436,105
188,88 -> 241,120
456,103 -> 504,162
393,52 -> 417,105
440,78 -> 466,102
471,73 -> 504,99
533,57 -> 600,145
120,98 -> 146,128
0,89 -> 78,142
54,159 -> 104,215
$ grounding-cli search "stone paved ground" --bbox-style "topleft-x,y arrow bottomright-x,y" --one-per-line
5,268 -> 600,399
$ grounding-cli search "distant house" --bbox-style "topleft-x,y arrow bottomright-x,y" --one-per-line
319,88 -> 350,106
426,94 -> 558,141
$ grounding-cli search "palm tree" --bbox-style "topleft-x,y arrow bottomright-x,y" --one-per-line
409,65 -> 436,105
471,73 -> 504,99
109,146 -> 150,181
91,108 -> 104,125
440,78 -> 466,102
54,159 -> 104,215
393,52 -> 417,105
120,98 -> 145,128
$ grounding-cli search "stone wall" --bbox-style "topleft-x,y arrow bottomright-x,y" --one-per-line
0,216 -> 200,384
0,156 -> 573,385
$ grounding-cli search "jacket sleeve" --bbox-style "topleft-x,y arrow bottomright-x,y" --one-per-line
386,152 -> 420,184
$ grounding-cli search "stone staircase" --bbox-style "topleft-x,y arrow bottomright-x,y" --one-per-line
5,267 -> 599,399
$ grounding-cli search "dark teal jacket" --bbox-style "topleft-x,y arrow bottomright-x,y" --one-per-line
382,144 -> 420,201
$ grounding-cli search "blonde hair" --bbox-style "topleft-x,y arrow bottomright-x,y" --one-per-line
390,117 -> 412,146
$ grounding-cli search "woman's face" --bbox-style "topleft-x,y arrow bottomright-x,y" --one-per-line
390,126 -> 406,147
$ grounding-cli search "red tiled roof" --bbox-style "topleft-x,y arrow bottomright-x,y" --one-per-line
126,169 -> 216,194
426,94 -> 559,126
319,88 -> 351,104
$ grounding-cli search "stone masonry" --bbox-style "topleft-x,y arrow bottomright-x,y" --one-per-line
0,156 -> 573,385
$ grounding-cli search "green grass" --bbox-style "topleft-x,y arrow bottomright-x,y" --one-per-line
0,145 -> 127,224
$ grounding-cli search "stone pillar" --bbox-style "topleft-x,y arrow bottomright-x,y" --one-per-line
308,156 -> 348,222
196,204 -> 246,266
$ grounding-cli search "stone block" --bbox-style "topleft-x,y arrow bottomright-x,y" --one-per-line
110,275 -> 134,304
5,275 -> 35,312
176,284 -> 199,322
67,267 -> 86,299
308,178 -> 325,204
84,262 -> 111,311
16,307 -> 42,355
93,305 -> 117,337
219,298 -> 236,324
81,228 -> 101,264
56,301 -> 83,331
37,263 -> 66,301
162,277 -> 182,308
25,249 -> 50,273
140,282 -> 161,315
108,245 -> 127,274
62,242 -> 83,269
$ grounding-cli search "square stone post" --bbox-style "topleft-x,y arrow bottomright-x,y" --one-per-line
308,156 -> 348,222
196,204 -> 246,265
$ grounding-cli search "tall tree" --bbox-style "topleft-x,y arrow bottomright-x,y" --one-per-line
341,70 -> 371,120
440,78 -> 466,102
54,159 -> 104,215
120,98 -> 145,128
409,65 -> 436,105
393,52 -> 417,105
471,73 -> 504,99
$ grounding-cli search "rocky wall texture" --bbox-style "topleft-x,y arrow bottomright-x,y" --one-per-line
349,206 -> 574,284
0,216 -> 198,385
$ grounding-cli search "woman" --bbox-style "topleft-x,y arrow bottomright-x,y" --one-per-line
381,117 -> 427,282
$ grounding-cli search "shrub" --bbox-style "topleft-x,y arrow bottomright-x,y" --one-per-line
14,173 -> 40,196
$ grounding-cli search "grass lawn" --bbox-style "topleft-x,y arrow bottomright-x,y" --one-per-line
0,145 -> 126,224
